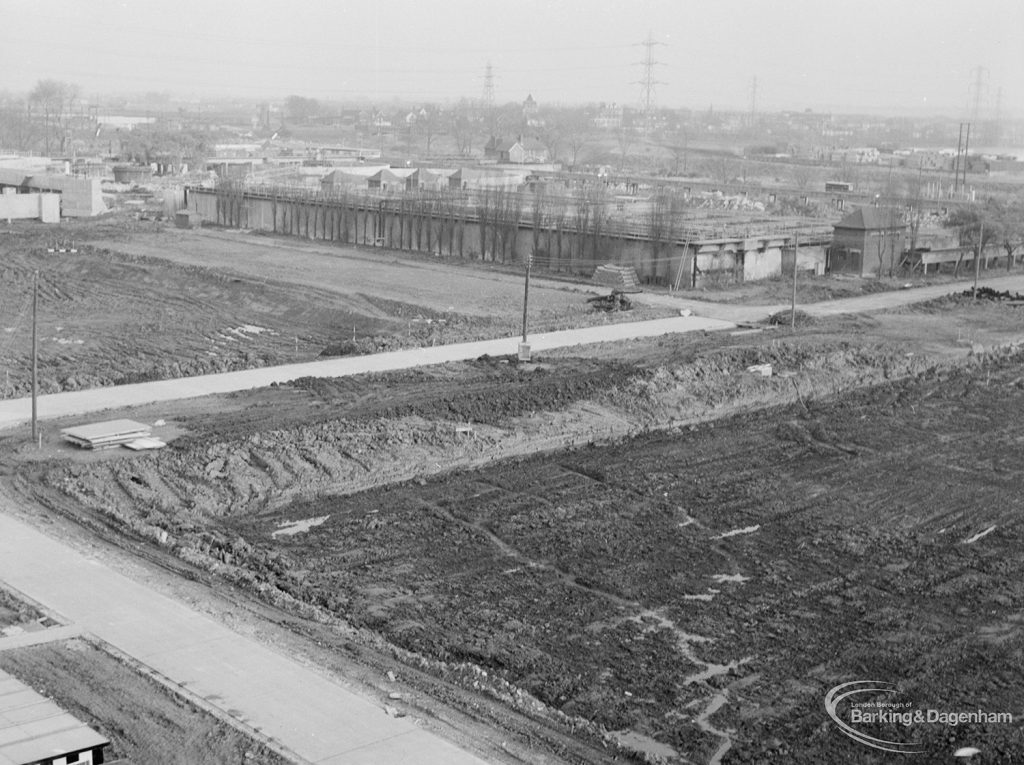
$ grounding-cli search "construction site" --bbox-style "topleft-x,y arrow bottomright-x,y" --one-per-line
0,198 -> 1022,763
2,9 -> 1024,757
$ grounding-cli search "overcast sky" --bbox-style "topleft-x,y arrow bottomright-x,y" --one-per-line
2,0 -> 1022,118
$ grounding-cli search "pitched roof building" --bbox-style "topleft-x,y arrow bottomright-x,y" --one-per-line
828,206 -> 907,276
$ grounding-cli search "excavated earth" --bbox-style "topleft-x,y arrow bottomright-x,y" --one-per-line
8,295 -> 1024,764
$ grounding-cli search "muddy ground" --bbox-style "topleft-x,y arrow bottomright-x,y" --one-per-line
6,292 -> 1023,764
0,218 -> 666,398
0,638 -> 291,764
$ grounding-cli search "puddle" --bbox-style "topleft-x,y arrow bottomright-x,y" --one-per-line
271,515 -> 330,538
712,524 -> 761,540
696,691 -> 735,765
712,573 -> 750,583
964,525 -> 996,544
685,656 -> 753,685
230,324 -> 276,336
612,729 -> 679,761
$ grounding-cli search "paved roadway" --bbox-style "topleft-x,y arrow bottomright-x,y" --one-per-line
0,315 -> 734,430
633,273 -> 1024,322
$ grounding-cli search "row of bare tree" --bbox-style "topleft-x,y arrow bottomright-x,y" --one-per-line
210,183 -> 700,277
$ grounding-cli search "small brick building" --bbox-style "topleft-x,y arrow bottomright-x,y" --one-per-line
828,206 -> 907,277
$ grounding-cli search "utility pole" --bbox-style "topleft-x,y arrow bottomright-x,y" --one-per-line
749,76 -> 758,127
969,65 -> 988,128
481,61 -> 496,136
481,61 -> 495,109
960,121 -> 971,194
953,122 -> 964,193
974,220 -> 984,299
520,250 -> 533,361
791,231 -> 799,330
31,270 -> 38,444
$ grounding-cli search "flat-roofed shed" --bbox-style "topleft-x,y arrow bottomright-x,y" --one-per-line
0,669 -> 110,765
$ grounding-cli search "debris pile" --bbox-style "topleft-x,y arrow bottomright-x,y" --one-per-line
587,291 -> 633,312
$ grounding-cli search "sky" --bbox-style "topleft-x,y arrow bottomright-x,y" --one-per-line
2,0 -> 1023,118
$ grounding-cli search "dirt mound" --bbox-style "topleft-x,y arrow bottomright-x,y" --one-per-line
961,286 -> 1024,302
767,308 -> 815,327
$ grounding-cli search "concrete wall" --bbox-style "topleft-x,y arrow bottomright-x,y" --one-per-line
0,168 -> 106,217
0,191 -> 60,222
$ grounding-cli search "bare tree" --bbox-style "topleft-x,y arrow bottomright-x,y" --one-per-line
562,110 -> 591,171
29,79 -> 80,154
664,128 -> 688,175
0,99 -> 36,152
615,126 -> 635,171
449,100 -> 476,157
992,197 -> 1024,271
414,105 -> 441,155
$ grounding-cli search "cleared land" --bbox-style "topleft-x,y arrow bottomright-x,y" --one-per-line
0,222 -> 666,398
3,216 -> 1024,764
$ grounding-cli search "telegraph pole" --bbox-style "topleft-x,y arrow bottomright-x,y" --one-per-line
31,270 -> 38,444
961,122 -> 971,193
520,248 -> 536,362
791,231 -> 799,330
973,220 -> 983,299
521,250 -> 533,347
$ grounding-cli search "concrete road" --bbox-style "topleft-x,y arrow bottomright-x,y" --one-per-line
0,508 -> 490,765
0,314 -> 734,430
632,272 -> 1024,322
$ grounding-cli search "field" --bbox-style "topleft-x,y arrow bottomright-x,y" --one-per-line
0,220 -> 666,397
3,215 -> 1024,764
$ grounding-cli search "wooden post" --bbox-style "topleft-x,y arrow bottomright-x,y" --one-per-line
791,231 -> 799,330
522,251 -> 532,343
974,220 -> 983,299
31,270 -> 38,444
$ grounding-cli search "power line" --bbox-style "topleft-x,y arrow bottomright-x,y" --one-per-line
968,65 -> 988,124
633,34 -> 665,135
749,76 -> 758,127
481,61 -> 495,108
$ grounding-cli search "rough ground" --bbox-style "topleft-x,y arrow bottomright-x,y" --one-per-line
0,584 -> 42,631
0,638 -> 289,764
7,292 -> 1024,764
0,219 -> 666,398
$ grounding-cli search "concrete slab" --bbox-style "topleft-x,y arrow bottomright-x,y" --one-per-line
0,509 -> 489,764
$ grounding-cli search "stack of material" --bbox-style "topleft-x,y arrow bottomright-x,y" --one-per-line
592,264 -> 642,293
61,419 -> 155,450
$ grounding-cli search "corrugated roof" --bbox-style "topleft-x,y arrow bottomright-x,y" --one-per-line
0,671 -> 109,765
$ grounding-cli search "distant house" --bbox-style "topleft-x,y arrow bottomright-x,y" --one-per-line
593,103 -> 623,130
484,135 -> 549,164
828,206 -> 906,276
320,165 -> 389,190
447,167 -> 524,191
